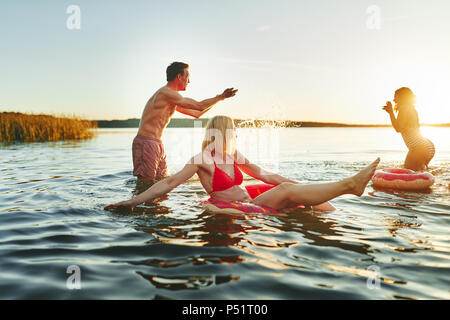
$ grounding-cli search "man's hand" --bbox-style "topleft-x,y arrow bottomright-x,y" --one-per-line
219,88 -> 238,100
382,101 -> 393,114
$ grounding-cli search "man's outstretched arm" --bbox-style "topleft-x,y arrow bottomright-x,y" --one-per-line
166,88 -> 238,117
175,104 -> 214,119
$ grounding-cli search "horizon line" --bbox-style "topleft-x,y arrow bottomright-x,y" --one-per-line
94,117 -> 450,127
1,112 -> 449,127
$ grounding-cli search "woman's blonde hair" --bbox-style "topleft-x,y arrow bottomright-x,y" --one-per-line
394,87 -> 416,112
202,115 -> 236,155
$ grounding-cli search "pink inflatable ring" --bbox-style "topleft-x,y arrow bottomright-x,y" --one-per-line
371,168 -> 435,190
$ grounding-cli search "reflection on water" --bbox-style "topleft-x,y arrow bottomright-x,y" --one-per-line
0,128 -> 449,299
137,272 -> 240,291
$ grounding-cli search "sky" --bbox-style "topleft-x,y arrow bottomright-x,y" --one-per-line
1,0 -> 450,124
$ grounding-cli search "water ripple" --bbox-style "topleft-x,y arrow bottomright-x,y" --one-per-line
1,128 -> 449,299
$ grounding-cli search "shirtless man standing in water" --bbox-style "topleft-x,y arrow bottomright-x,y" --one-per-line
133,62 -> 238,182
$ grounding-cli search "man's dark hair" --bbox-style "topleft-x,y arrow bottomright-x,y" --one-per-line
166,62 -> 189,82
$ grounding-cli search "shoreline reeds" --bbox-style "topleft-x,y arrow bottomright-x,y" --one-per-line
0,112 -> 97,143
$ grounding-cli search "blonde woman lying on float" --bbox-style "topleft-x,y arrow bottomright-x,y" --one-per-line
105,116 -> 380,213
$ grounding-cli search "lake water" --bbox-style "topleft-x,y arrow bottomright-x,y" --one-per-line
0,127 -> 449,299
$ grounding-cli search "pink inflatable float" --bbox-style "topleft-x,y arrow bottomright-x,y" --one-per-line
371,168 -> 435,190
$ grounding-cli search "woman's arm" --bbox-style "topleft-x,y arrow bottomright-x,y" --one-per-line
104,161 -> 199,211
388,112 -> 402,132
383,101 -> 402,132
236,151 -> 298,185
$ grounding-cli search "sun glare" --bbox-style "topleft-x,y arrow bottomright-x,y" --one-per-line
413,81 -> 449,124
408,70 -> 450,125
420,126 -> 450,152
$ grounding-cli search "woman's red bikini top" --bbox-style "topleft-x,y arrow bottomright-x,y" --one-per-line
209,153 -> 244,194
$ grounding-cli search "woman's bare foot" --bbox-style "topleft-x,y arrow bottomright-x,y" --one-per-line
347,158 -> 380,196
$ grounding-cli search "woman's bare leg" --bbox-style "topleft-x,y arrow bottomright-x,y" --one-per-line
404,139 -> 435,172
252,158 -> 380,210
404,150 -> 422,171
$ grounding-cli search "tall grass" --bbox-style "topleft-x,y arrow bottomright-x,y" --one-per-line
0,112 -> 97,143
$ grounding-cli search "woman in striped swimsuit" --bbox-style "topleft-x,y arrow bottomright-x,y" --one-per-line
383,87 -> 435,171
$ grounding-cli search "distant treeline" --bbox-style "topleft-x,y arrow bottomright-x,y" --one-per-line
95,118 -> 450,128
96,118 -> 209,128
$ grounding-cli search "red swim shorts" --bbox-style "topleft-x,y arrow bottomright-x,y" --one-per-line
132,135 -> 168,180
